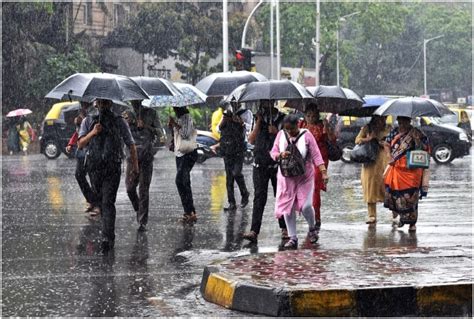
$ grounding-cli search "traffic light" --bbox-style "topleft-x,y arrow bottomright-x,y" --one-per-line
241,48 -> 253,71
234,50 -> 244,71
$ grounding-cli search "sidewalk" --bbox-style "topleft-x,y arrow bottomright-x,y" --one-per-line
200,245 -> 473,316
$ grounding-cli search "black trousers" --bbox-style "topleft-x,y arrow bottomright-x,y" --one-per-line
175,150 -> 197,214
75,156 -> 98,206
250,165 -> 286,234
126,157 -> 154,226
223,153 -> 249,205
89,162 -> 121,243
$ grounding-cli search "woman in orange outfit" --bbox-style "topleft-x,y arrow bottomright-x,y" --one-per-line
384,116 -> 430,232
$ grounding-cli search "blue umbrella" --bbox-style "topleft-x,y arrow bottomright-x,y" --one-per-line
147,83 -> 207,108
338,95 -> 394,117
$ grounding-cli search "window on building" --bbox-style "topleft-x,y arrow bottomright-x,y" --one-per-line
83,3 -> 93,25
114,4 -> 125,26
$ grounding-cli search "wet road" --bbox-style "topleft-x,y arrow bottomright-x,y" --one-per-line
2,152 -> 472,316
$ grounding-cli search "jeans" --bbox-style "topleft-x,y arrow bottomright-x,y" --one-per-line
250,165 -> 286,234
126,157 -> 154,226
176,150 -> 197,214
89,162 -> 122,243
75,156 -> 99,206
223,153 -> 249,205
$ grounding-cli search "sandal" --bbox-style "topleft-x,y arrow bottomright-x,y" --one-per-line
89,207 -> 101,217
281,229 -> 290,240
84,203 -> 94,213
307,228 -> 319,243
179,212 -> 197,225
283,238 -> 298,250
242,231 -> 258,243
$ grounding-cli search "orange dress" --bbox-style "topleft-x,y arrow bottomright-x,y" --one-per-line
383,127 -> 430,225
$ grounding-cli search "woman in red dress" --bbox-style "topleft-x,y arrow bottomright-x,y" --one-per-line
299,104 -> 336,228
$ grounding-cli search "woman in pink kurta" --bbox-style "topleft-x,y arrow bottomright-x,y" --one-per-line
270,114 -> 328,249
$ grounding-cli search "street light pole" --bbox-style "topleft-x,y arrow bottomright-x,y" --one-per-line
315,0 -> 320,86
270,0 -> 274,79
423,35 -> 444,96
241,0 -> 264,48
276,0 -> 281,80
336,11 -> 360,86
223,0 -> 228,72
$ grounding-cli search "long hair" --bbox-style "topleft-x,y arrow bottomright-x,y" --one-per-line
174,107 -> 189,118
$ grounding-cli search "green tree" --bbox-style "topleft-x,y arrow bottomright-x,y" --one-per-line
173,2 -> 222,84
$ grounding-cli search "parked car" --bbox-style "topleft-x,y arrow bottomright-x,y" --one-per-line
40,101 -> 166,160
337,116 -> 471,164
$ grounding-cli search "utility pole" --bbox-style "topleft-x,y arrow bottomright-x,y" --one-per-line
222,0 -> 229,72
276,0 -> 280,80
423,35 -> 444,96
270,0 -> 274,79
315,0 -> 320,86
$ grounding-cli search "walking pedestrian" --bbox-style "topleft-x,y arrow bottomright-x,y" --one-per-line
7,118 -> 20,155
384,116 -> 430,232
354,115 -> 391,224
78,99 -> 138,252
458,110 -> 472,141
17,116 -> 34,155
66,101 -> 99,216
217,107 -> 249,211
299,104 -> 336,228
242,101 -> 287,245
168,107 -> 198,224
123,100 -> 162,232
270,114 -> 328,250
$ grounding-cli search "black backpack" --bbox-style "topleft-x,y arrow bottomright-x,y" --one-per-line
220,119 -> 246,156
85,113 -> 123,171
279,131 -> 306,177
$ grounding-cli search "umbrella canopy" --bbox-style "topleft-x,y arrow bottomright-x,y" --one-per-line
45,73 -> 150,102
339,95 -> 394,117
307,85 -> 364,113
131,76 -> 182,97
6,108 -> 32,117
196,70 -> 267,97
229,80 -> 312,106
147,83 -> 207,108
374,97 -> 454,118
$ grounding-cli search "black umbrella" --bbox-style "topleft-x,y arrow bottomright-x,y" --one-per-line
45,73 -> 150,102
373,97 -> 454,118
131,76 -> 182,97
307,85 -> 364,113
229,80 -> 312,106
196,70 -> 267,97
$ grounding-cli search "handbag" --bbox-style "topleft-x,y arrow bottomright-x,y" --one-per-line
175,129 -> 197,154
350,139 -> 379,163
326,140 -> 342,161
406,150 -> 430,169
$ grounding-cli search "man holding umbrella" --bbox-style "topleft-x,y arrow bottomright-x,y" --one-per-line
123,100 -> 162,232
78,99 -> 139,252
242,101 -> 288,244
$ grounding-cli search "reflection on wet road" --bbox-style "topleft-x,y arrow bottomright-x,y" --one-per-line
2,152 -> 472,316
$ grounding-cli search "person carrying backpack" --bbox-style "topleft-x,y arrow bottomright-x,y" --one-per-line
217,108 -> 249,211
78,99 -> 138,253
270,114 -> 329,250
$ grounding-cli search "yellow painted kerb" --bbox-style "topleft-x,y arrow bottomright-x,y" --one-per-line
417,284 -> 472,309
291,289 -> 356,316
204,273 -> 236,308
